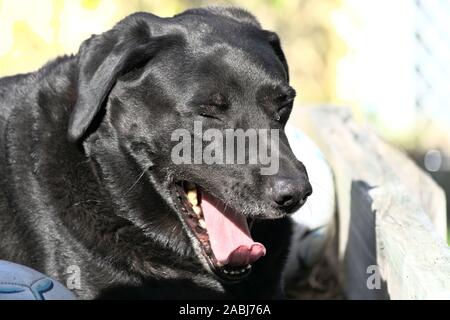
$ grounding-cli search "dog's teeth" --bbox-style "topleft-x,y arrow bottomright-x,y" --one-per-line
221,265 -> 251,276
193,205 -> 202,216
199,219 -> 207,229
187,190 -> 198,206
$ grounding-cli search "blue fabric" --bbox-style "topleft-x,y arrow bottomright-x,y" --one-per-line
0,260 -> 76,300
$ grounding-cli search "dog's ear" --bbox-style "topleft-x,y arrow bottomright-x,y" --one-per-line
67,13 -> 176,142
265,31 -> 289,82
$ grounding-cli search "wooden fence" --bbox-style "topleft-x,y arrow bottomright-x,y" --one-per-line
295,106 -> 450,299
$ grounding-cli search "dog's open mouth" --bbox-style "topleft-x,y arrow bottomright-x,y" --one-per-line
174,181 -> 266,282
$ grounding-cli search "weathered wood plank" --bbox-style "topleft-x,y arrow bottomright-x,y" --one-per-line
294,106 -> 450,300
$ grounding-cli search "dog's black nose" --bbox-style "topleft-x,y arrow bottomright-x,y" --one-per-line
269,178 -> 312,213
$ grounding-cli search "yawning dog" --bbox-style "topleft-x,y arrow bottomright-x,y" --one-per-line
0,6 -> 311,299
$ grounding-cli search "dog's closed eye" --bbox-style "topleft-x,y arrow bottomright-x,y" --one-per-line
199,111 -> 224,122
197,101 -> 228,122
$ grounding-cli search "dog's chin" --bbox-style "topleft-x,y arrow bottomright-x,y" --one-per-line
169,180 -> 285,283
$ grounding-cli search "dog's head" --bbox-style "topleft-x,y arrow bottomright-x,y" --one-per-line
68,7 -> 312,282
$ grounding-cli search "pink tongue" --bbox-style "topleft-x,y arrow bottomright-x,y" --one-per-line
200,195 -> 266,266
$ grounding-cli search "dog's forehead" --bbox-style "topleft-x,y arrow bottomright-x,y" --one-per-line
199,45 -> 287,93
173,11 -> 251,34
172,13 -> 269,53
169,18 -> 287,86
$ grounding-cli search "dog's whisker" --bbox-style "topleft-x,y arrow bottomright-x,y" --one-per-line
124,164 -> 153,195
70,199 -> 101,208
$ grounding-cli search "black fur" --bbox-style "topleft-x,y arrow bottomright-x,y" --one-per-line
0,7 -> 310,299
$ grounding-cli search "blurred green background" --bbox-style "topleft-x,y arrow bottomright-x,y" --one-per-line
0,0 -> 343,108
0,0 -> 449,242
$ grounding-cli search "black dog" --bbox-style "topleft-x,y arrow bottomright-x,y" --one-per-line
0,7 -> 311,299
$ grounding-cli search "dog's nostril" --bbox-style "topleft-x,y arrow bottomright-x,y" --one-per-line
275,195 -> 295,207
302,187 -> 313,202
299,184 -> 313,204
299,195 -> 309,205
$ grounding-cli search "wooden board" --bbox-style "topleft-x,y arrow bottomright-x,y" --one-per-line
294,106 -> 450,299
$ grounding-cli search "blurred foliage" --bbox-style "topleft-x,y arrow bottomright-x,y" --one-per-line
0,0 -> 345,108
